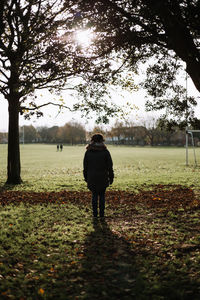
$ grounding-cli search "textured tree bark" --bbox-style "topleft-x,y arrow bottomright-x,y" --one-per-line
6,99 -> 22,184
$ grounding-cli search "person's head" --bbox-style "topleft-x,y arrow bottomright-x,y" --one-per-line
91,133 -> 104,143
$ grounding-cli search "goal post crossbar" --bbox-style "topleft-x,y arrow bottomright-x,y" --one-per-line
187,130 -> 200,133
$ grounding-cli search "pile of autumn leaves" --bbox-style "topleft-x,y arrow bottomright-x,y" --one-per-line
0,185 -> 200,211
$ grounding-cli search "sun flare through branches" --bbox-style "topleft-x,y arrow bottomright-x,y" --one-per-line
75,29 -> 94,48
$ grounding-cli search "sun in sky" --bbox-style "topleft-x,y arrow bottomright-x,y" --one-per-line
75,29 -> 94,48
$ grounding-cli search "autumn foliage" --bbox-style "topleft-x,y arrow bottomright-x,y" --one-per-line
1,185 -> 200,211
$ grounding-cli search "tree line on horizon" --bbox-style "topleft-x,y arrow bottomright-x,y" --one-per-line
1,120 -> 199,147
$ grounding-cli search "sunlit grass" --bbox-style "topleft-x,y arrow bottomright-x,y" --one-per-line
0,144 -> 200,191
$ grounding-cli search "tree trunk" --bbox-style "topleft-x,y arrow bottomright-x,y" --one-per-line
6,99 -> 22,184
154,1 -> 200,93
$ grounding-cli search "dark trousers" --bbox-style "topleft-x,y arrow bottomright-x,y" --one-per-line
92,189 -> 106,217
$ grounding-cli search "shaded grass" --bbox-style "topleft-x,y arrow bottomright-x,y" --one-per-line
0,203 -> 91,299
0,196 -> 200,299
0,144 -> 200,192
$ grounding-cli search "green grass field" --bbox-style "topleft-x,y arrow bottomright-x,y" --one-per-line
0,144 -> 200,191
0,145 -> 200,299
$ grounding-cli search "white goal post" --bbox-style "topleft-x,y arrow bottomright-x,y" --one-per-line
185,129 -> 200,166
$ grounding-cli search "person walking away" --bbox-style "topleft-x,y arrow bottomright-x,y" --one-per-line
60,144 -> 63,151
83,134 -> 114,218
57,144 -> 59,151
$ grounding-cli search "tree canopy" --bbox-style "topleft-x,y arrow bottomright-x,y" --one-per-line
72,0 -> 200,126
74,0 -> 200,91
0,0 -> 120,118
0,0 -> 122,183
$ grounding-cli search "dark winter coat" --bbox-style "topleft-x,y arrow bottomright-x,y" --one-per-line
83,142 -> 114,192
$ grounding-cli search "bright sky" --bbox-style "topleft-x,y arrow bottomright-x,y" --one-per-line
1,28 -> 199,132
0,76 -> 199,132
0,88 -> 148,132
0,62 -> 200,132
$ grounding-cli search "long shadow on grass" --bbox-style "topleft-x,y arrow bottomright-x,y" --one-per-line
80,217 -> 200,300
80,218 -> 144,299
